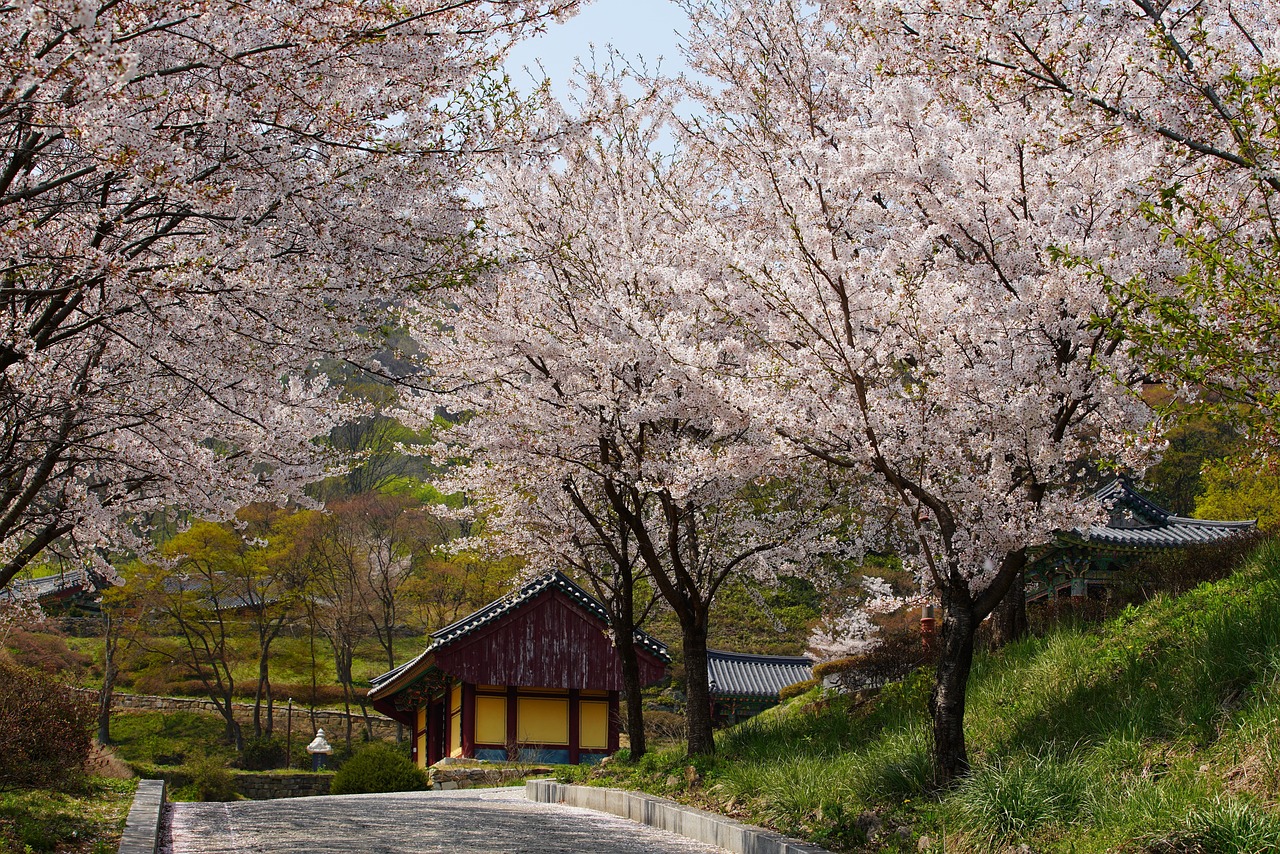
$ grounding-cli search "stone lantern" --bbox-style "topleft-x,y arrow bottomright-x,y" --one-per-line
306,728 -> 333,771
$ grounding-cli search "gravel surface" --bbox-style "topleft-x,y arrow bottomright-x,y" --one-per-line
166,787 -> 728,853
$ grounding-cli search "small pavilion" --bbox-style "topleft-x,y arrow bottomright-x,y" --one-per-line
1026,478 -> 1256,602
706,649 -> 814,726
369,571 -> 669,766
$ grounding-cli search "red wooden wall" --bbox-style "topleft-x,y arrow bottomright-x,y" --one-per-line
433,589 -> 666,691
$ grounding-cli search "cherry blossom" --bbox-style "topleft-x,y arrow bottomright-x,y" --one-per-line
0,0 -> 575,588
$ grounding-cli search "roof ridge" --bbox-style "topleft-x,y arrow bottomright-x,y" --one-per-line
707,648 -> 814,663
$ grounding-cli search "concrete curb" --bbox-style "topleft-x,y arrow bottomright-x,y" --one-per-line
525,779 -> 833,854
118,779 -> 166,854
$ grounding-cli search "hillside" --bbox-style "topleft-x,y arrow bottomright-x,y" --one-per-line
576,537 -> 1280,852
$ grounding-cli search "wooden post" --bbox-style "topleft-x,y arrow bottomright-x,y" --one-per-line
568,688 -> 580,765
461,682 -> 476,758
506,685 -> 519,760
410,706 -> 418,766
427,698 -> 442,766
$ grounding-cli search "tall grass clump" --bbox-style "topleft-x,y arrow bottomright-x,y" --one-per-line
1146,797 -> 1280,853
949,754 -> 1089,846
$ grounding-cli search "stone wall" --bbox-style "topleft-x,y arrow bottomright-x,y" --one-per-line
234,772 -> 333,800
426,763 -> 552,791
82,689 -> 400,740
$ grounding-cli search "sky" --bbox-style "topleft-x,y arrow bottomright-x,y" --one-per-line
504,0 -> 693,96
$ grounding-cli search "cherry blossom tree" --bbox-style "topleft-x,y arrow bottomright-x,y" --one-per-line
0,0 -> 576,591
420,74 -> 834,756
861,0 -> 1280,448
674,0 -> 1157,783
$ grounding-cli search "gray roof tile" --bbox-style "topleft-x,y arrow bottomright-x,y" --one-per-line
1072,478 -> 1255,550
707,650 -> 814,699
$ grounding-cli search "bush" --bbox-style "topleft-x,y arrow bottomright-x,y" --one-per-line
778,677 -> 819,701
0,658 -> 93,790
269,682 -> 351,706
1147,796 -> 1280,853
329,743 -> 428,795
951,754 -> 1088,846
2,629 -> 92,676
186,753 -> 236,802
1120,528 -> 1269,600
643,710 -> 686,744
814,627 -> 937,693
238,736 -> 286,771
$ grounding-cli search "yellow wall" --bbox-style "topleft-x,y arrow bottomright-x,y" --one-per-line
517,697 -> 568,744
475,695 -> 507,745
449,710 -> 461,757
579,700 -> 608,750
416,707 -> 427,768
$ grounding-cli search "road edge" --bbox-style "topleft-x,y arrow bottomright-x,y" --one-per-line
118,778 -> 166,854
525,779 -> 833,854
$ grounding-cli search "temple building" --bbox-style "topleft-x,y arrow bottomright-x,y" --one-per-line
368,571 -> 669,767
707,649 -> 814,726
1026,478 -> 1256,602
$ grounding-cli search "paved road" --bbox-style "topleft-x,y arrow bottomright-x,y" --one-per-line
165,787 -> 727,853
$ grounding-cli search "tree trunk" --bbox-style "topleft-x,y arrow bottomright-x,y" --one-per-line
219,701 -> 245,752
97,610 -> 118,744
253,652 -> 269,738
990,568 -> 1028,649
682,617 -> 714,756
615,633 -> 647,759
929,603 -> 977,787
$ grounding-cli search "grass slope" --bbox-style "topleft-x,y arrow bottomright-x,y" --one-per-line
576,537 -> 1280,852
0,779 -> 136,854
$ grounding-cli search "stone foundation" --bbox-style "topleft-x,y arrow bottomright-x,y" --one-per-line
234,772 -> 333,800
427,762 -> 552,791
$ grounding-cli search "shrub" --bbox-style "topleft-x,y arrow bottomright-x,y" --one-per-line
1120,528 -> 1269,600
85,742 -> 135,780
0,658 -> 93,790
270,682 -> 351,706
238,736 -> 286,771
814,627 -> 937,693
329,743 -> 428,795
778,677 -> 819,701
643,710 -> 687,744
186,753 -> 237,802
2,629 -> 92,676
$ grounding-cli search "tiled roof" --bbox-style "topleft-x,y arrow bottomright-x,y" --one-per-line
1071,478 -> 1255,550
706,650 -> 814,700
369,571 -> 670,694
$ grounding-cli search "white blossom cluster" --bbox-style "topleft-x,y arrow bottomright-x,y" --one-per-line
0,0 -> 574,586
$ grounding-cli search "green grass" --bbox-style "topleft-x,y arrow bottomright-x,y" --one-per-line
0,778 -> 136,854
108,710 -> 238,767
577,537 -> 1280,852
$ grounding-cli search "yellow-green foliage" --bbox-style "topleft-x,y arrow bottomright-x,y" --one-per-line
1197,457 -> 1280,531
